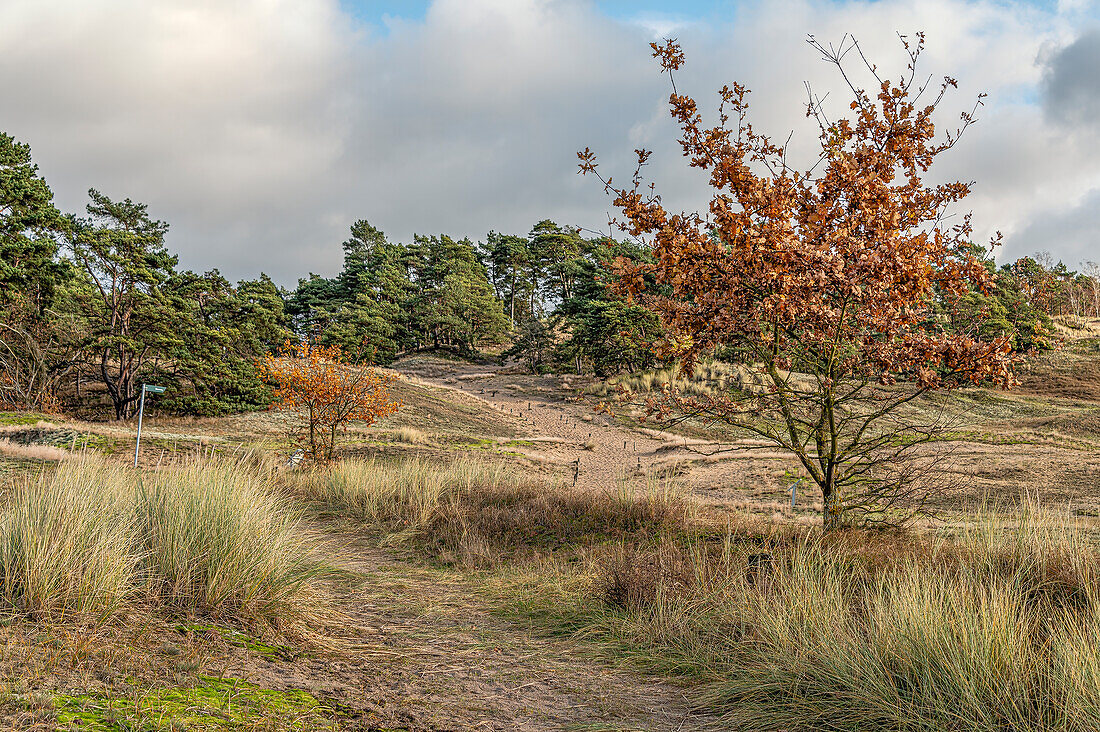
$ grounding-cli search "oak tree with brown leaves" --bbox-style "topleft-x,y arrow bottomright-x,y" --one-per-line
580,34 -> 1015,529
257,340 -> 400,462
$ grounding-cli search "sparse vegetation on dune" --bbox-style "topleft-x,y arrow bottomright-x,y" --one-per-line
271,440 -> 1100,730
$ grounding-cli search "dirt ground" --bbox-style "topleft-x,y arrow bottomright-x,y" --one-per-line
390,355 -> 1100,521
391,357 -> 815,518
228,530 -> 716,732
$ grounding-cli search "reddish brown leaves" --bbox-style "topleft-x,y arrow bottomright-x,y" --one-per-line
650,39 -> 685,72
580,36 -> 1014,390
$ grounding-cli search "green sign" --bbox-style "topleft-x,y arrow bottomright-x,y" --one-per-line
144,384 -> 166,394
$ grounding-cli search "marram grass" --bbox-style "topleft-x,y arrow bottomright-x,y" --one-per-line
536,505 -> 1100,732
0,455 -> 328,628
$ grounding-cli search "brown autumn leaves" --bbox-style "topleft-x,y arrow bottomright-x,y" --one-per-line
580,34 -> 1017,527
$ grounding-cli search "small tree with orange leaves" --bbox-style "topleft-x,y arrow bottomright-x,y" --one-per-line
257,340 -> 400,462
580,34 -> 1016,528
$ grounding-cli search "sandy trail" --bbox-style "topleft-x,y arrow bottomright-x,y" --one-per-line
239,533 -> 717,731
394,358 -> 805,512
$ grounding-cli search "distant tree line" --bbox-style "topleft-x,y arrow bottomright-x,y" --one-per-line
285,218 -> 663,377
0,129 -> 1080,420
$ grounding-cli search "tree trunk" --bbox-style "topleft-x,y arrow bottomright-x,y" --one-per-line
822,485 -> 843,531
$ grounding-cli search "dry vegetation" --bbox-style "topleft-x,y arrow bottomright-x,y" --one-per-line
3,346 -> 1100,729
0,455 -> 331,628
524,506 -> 1100,731
291,458 -> 690,568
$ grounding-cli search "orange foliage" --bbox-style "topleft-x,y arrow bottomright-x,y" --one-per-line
257,340 -> 400,462
580,34 -> 1017,527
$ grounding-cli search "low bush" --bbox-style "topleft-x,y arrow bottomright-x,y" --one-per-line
137,459 -> 328,624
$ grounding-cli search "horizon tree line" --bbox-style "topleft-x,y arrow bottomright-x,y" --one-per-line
0,127 -> 1080,422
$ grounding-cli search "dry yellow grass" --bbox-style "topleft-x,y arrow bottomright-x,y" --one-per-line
292,458 -> 690,568
391,426 -> 430,445
0,456 -> 330,628
532,502 -> 1100,731
0,439 -> 68,461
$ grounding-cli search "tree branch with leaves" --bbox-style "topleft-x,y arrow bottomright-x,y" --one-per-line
581,33 -> 1016,529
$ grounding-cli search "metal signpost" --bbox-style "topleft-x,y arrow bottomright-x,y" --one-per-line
134,384 -> 165,467
791,478 -> 804,509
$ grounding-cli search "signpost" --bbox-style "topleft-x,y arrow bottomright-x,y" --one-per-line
791,478 -> 804,509
134,384 -> 165,467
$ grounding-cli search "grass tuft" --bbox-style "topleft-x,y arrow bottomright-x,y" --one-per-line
532,505 -> 1100,731
0,456 -> 329,629
295,459 -> 690,567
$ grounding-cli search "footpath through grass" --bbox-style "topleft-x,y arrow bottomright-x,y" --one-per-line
297,455 -> 1100,732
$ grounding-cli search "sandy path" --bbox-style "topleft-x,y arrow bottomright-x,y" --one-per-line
395,360 -> 693,490
239,534 -> 717,731
394,359 -> 804,512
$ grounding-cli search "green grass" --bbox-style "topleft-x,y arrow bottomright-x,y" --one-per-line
176,623 -> 295,660
0,412 -> 52,426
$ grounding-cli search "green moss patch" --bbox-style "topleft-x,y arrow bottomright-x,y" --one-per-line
53,676 -> 335,730
0,411 -> 52,426
175,623 -> 295,660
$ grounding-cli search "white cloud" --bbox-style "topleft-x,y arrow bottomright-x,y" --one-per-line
0,0 -> 1097,282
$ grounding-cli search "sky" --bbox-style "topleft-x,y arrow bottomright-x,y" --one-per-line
1,0 -> 1099,285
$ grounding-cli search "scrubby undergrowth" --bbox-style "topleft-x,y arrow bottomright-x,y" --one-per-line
499,505 -> 1100,731
293,457 -> 691,567
297,454 -> 1100,731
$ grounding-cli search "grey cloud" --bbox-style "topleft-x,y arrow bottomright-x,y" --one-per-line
1,0 -> 1098,284
1005,186 -> 1100,264
1042,28 -> 1100,130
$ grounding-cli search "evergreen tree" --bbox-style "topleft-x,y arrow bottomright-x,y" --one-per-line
482,231 -> 532,326
327,220 -> 413,361
0,133 -> 68,313
554,238 -> 661,376
0,133 -> 76,408
161,270 -> 290,415
68,189 -> 180,419
407,234 -> 510,352
529,220 -> 584,311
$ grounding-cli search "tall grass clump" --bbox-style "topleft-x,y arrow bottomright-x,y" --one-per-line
0,458 -> 137,616
574,506 -> 1100,731
136,459 -> 327,623
0,456 -> 328,628
306,457 -> 516,528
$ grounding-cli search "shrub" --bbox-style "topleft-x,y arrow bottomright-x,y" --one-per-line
136,459 -> 327,624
